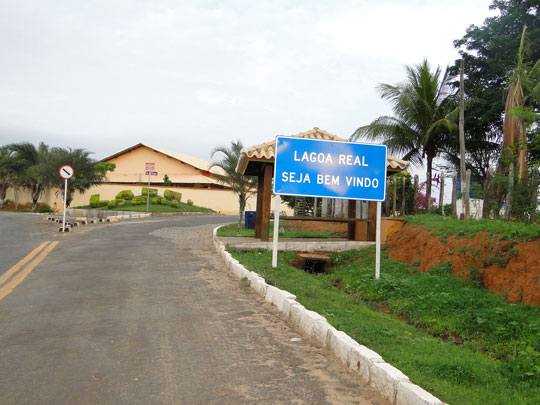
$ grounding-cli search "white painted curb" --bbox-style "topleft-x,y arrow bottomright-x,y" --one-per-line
213,226 -> 445,405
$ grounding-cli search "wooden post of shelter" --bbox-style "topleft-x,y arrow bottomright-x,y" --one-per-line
347,199 -> 356,240
260,164 -> 273,241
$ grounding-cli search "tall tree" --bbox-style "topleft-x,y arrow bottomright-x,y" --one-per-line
9,142 -> 50,211
351,59 -> 457,212
451,0 -> 540,180
0,146 -> 17,207
46,147 -> 115,207
501,25 -> 540,181
211,140 -> 258,228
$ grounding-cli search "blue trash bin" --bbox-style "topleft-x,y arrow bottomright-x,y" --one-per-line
244,211 -> 256,229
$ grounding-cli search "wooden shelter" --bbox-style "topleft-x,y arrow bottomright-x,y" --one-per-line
236,128 -> 409,241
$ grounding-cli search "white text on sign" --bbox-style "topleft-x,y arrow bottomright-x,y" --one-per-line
293,151 -> 368,167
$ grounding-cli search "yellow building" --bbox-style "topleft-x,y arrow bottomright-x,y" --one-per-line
5,143 -> 259,215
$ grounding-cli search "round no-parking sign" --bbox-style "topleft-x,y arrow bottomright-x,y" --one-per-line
59,165 -> 74,180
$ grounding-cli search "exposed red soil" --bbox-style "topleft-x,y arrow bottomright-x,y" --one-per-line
385,225 -> 540,306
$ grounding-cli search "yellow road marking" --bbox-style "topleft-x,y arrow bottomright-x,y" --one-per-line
0,241 -> 59,300
0,241 -> 50,287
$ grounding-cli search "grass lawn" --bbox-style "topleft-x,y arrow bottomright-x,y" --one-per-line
229,246 -> 540,405
74,201 -> 214,213
217,221 -> 346,238
405,214 -> 540,242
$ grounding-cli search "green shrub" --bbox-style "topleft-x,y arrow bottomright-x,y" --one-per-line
187,199 -> 194,206
131,196 -> 146,206
115,198 -> 126,207
171,199 -> 179,208
38,205 -> 53,213
115,190 -> 134,200
164,189 -> 182,202
142,187 -> 158,197
151,197 -> 159,205
106,200 -> 116,209
159,197 -> 167,205
90,194 -> 101,208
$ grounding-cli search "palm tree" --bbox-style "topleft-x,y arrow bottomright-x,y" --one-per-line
211,140 -> 258,228
501,25 -> 540,182
351,59 -> 457,212
46,147 -> 115,207
8,142 -> 50,211
0,145 -> 17,207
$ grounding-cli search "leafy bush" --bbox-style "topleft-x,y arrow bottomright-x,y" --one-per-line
115,190 -> 134,200
131,196 -> 146,206
142,187 -> 158,197
164,189 -> 182,202
106,200 -> 115,209
151,197 -> 159,205
90,194 -> 101,208
171,199 -> 179,208
115,198 -> 126,207
38,205 -> 53,213
187,199 -> 194,206
160,196 -> 167,205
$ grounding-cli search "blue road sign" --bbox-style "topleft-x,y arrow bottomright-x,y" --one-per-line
273,137 -> 387,201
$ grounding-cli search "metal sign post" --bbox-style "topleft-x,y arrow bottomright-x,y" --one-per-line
273,137 -> 387,277
272,197 -> 280,267
59,165 -> 74,232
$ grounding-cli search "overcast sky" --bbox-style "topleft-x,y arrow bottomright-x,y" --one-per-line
0,0 -> 495,165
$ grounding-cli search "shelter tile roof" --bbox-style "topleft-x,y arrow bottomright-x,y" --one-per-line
236,127 -> 409,175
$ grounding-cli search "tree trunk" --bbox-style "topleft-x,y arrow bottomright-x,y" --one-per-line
392,177 -> 397,216
465,169 -> 471,219
439,175 -> 445,215
426,156 -> 433,213
414,175 -> 419,214
401,176 -> 406,215
238,195 -> 246,229
482,169 -> 493,219
452,173 -> 458,219
530,165 -> 539,223
14,186 -> 19,210
505,163 -> 514,221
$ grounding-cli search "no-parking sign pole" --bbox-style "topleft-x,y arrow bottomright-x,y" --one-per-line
59,165 -> 74,232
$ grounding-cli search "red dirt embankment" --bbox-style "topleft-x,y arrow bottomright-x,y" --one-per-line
385,225 -> 540,306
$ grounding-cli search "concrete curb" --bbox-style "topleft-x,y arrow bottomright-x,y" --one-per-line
213,225 -> 445,405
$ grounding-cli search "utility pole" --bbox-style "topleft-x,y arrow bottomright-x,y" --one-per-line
459,60 -> 470,219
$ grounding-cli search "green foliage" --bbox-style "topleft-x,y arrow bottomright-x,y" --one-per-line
115,198 -> 126,207
107,200 -> 115,209
450,0 -> 540,180
158,196 -> 166,205
164,189 -> 182,201
142,187 -> 158,197
171,199 -> 179,208
404,214 -> 540,242
187,199 -> 194,206
216,222 -> 345,239
37,205 -> 53,213
89,194 -> 101,208
162,174 -> 171,186
131,196 -> 146,206
115,190 -> 134,200
151,197 -> 159,205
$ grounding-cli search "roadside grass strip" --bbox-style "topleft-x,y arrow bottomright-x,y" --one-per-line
214,227 -> 540,405
0,241 -> 58,300
213,227 -> 443,405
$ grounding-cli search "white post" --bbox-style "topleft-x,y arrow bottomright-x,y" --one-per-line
375,201 -> 381,279
62,178 -> 68,232
272,197 -> 280,268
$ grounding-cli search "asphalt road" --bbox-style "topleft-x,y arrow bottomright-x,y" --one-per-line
0,212 -> 385,404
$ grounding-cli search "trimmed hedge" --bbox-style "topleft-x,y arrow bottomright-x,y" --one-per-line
115,190 -> 134,200
187,199 -> 194,206
171,199 -> 179,208
142,187 -> 158,198
131,196 -> 146,206
164,189 -> 182,202
90,194 -> 101,208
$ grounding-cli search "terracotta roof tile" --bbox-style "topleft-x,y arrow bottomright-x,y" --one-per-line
236,127 -> 409,174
